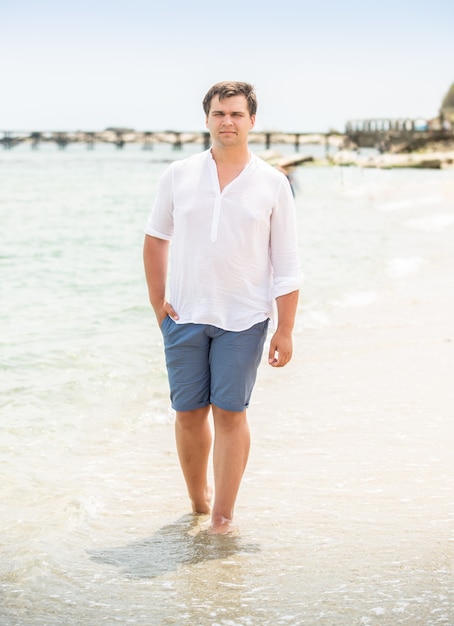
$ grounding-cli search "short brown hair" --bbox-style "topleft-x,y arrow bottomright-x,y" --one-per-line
203,81 -> 257,117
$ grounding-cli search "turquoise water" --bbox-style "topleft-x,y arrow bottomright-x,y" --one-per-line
0,142 -> 399,428
1,143 -> 454,625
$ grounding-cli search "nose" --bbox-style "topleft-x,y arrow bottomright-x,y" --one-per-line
222,115 -> 234,125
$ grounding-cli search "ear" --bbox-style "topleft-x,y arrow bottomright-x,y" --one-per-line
250,114 -> 256,130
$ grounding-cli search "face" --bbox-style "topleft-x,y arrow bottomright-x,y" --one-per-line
205,95 -> 256,147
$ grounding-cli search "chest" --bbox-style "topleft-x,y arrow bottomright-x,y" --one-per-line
215,163 -> 247,192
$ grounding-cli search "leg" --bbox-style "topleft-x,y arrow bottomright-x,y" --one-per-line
175,405 -> 213,514
210,405 -> 250,533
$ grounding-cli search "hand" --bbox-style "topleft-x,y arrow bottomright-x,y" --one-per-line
156,301 -> 179,327
268,329 -> 293,367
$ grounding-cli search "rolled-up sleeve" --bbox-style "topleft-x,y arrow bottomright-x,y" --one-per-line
270,178 -> 303,299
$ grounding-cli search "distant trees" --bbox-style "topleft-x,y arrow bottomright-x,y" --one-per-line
441,83 -> 454,122
441,83 -> 454,109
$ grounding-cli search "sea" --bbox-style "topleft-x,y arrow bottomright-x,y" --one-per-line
1,141 -> 453,625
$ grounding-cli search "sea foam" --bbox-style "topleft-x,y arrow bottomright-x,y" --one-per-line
386,257 -> 423,278
406,213 -> 454,232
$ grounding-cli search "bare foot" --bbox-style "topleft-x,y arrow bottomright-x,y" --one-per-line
209,516 -> 239,535
191,485 -> 213,515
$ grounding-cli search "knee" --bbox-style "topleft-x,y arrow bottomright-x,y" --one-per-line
176,407 -> 210,431
212,407 -> 247,431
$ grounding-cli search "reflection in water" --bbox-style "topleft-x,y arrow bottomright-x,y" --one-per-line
88,515 -> 260,579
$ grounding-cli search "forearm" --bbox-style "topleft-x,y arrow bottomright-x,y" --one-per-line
268,290 -> 299,367
143,235 -> 169,314
275,290 -> 299,331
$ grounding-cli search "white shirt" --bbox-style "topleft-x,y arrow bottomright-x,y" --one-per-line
145,149 -> 301,331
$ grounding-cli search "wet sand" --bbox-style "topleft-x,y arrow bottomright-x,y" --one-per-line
239,240 -> 454,624
2,156 -> 453,625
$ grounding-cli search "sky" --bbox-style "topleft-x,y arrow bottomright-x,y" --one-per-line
1,0 -> 453,133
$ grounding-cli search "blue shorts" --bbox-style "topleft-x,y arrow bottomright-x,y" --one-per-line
160,318 -> 269,413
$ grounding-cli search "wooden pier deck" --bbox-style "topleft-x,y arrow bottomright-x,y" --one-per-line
0,129 -> 340,152
2,119 -> 452,159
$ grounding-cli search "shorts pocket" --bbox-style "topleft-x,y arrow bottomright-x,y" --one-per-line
159,315 -> 172,333
256,318 -> 270,334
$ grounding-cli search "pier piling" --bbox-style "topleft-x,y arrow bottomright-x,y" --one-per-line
143,132 -> 154,150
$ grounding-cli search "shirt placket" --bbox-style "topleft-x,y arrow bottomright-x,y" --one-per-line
209,156 -> 223,243
211,194 -> 222,242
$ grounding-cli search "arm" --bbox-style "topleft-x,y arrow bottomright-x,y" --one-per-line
143,234 -> 179,326
268,289 -> 299,367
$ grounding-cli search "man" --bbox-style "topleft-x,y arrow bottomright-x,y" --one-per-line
143,81 -> 300,534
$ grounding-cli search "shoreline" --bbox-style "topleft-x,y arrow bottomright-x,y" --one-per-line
244,211 -> 454,619
2,150 -> 453,624
324,147 -> 454,169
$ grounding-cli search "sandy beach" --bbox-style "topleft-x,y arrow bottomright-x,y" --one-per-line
1,146 -> 453,625
241,253 -> 454,623
222,163 -> 454,623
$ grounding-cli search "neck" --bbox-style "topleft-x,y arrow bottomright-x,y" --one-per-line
210,144 -> 250,166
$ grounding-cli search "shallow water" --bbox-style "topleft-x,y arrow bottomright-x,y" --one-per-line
1,143 -> 454,624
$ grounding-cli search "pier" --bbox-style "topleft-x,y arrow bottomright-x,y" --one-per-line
0,129 -> 339,153
345,117 -> 453,151
2,121 -> 452,161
